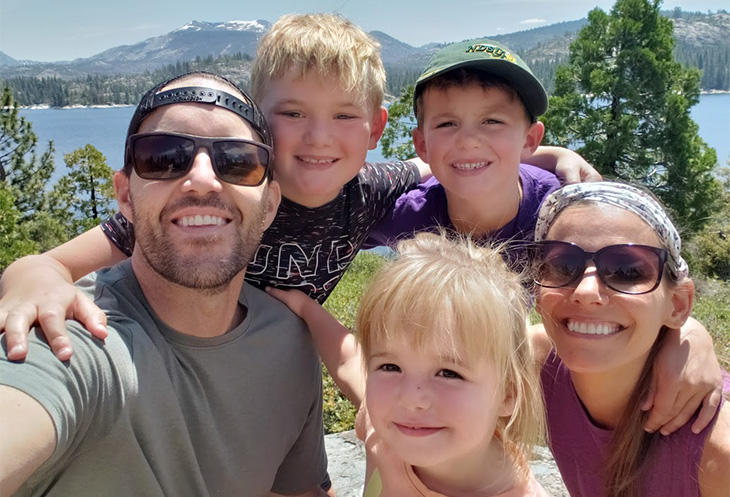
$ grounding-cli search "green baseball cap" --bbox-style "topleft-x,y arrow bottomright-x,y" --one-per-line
415,38 -> 548,118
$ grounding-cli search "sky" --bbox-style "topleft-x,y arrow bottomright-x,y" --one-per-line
1,0 -> 727,62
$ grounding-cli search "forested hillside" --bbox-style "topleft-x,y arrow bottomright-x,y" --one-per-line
2,10 -> 727,106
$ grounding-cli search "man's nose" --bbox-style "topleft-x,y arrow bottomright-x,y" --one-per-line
182,148 -> 223,194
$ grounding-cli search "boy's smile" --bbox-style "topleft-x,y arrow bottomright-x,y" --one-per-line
258,71 -> 386,207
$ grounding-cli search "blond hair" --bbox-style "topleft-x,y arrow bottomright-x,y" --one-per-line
250,13 -> 386,109
356,232 -> 544,475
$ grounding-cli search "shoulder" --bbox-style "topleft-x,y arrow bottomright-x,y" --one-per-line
519,164 -> 560,197
396,176 -> 445,206
242,283 -> 319,360
699,400 -> 730,497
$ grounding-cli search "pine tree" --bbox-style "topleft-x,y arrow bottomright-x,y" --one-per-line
51,144 -> 115,235
379,85 -> 417,161
0,184 -> 36,271
542,0 -> 720,234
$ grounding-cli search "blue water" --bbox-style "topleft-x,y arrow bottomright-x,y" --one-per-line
19,93 -> 730,183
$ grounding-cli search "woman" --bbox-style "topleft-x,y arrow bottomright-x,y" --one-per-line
532,182 -> 729,497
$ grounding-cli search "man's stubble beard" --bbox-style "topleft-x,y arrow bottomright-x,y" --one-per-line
131,191 -> 269,295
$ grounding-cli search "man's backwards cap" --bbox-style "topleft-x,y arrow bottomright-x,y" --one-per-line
414,38 -> 548,119
126,72 -> 272,147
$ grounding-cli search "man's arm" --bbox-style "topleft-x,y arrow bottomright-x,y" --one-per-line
0,385 -> 56,497
0,225 -> 126,360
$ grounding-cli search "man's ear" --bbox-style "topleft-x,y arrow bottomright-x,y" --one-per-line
665,279 -> 695,329
412,127 -> 429,164
520,121 -> 545,161
114,171 -> 133,221
262,180 -> 281,231
367,106 -> 388,150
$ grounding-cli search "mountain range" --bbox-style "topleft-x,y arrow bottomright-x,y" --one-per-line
1,10 -> 728,102
2,11 -> 728,77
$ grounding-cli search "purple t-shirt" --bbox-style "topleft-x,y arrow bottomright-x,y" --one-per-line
541,349 -> 729,497
364,164 -> 560,272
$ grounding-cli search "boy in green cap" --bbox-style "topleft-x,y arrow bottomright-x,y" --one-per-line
365,38 -> 558,273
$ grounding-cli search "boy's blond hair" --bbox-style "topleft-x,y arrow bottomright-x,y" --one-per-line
250,13 -> 386,109
356,232 -> 544,476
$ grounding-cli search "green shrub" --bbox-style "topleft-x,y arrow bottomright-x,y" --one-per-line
692,277 -> 730,367
321,251 -> 386,433
689,227 -> 730,281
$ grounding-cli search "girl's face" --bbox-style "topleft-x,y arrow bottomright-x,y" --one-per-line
536,204 -> 681,375
365,331 -> 514,476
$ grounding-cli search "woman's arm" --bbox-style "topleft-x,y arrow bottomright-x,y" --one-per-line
698,401 -> 729,497
266,287 -> 365,408
0,225 -> 127,360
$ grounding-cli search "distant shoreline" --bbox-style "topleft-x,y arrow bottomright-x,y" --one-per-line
21,91 -> 730,110
20,103 -> 135,110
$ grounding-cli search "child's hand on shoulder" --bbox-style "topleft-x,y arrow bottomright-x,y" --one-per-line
265,287 -> 316,319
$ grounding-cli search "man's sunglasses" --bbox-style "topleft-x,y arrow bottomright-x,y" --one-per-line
533,241 -> 668,295
126,132 -> 273,186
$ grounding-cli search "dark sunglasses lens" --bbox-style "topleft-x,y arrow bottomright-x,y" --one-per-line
536,243 -> 583,288
213,142 -> 269,186
133,135 -> 194,179
597,246 -> 662,293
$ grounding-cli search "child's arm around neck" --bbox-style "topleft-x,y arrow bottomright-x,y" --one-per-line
0,225 -> 122,360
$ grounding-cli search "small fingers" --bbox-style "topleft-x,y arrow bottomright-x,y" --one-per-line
657,391 -> 704,435
73,292 -> 108,340
37,304 -> 76,360
643,383 -> 681,433
3,306 -> 38,360
691,389 -> 723,434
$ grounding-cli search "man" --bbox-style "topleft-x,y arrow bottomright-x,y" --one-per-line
0,73 -> 328,497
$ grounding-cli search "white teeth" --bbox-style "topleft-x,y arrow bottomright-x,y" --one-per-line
300,157 -> 336,165
453,161 -> 487,170
567,320 -> 620,335
178,215 -> 226,227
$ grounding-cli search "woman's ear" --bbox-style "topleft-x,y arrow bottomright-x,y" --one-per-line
664,279 -> 695,329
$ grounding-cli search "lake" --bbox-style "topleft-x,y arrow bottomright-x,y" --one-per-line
19,93 -> 730,183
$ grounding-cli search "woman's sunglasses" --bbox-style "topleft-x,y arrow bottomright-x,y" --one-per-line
533,241 -> 668,295
126,132 -> 273,186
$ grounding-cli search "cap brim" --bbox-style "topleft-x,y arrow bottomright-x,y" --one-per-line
416,59 -> 548,117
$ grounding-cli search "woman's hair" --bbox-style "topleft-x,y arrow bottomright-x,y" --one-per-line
356,231 -> 544,476
537,182 -> 691,497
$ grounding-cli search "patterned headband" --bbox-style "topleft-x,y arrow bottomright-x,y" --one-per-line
534,182 -> 688,279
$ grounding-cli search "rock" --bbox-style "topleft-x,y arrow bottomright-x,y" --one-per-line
325,431 -> 569,496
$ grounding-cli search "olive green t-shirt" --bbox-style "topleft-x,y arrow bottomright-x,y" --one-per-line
1,261 -> 327,496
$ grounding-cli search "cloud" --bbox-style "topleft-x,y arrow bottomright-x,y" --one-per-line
520,18 -> 547,24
